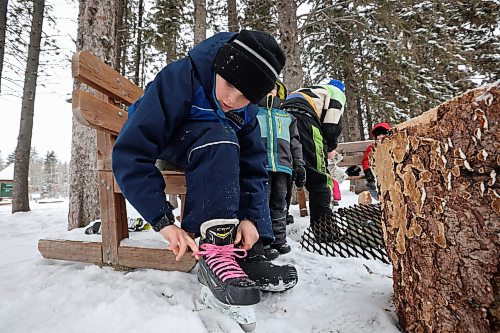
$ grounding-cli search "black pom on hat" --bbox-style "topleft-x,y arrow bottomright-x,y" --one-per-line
213,30 -> 286,104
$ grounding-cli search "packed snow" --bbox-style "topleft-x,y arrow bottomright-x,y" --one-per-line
0,182 -> 400,333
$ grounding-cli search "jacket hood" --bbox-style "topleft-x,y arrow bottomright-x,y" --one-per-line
188,32 -> 237,108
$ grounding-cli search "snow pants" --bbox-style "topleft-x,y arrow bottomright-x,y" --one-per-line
160,120 -> 274,241
268,172 -> 289,245
288,112 -> 333,224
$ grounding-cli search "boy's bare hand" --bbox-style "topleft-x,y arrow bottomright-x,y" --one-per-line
235,219 -> 259,250
159,225 -> 199,261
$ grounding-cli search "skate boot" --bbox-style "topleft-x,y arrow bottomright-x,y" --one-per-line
197,219 -> 260,332
237,240 -> 298,292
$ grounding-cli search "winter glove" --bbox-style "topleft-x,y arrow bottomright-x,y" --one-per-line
364,168 -> 375,182
345,165 -> 361,177
293,165 -> 307,188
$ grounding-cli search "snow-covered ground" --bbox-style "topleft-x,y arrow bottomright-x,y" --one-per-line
0,182 -> 400,333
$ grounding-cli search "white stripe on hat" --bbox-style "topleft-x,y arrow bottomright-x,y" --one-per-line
233,39 -> 278,79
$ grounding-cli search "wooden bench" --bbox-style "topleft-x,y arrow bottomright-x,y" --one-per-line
38,51 -> 196,272
336,140 -> 373,194
297,139 -> 374,216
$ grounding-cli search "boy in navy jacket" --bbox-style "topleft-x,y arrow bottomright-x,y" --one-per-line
112,31 -> 297,309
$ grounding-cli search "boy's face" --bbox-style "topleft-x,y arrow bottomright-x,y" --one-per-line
376,133 -> 386,141
215,74 -> 250,112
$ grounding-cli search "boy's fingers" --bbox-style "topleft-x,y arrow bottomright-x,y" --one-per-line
176,237 -> 187,261
168,234 -> 178,251
234,228 -> 242,245
242,240 -> 252,250
186,236 -> 199,253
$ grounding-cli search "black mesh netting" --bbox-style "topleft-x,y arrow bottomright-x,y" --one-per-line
300,203 -> 390,264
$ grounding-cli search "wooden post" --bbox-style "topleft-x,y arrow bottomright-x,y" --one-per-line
373,84 -> 499,333
97,132 -> 129,265
297,187 -> 308,217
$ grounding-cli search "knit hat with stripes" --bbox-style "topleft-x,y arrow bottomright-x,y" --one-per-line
214,30 -> 286,104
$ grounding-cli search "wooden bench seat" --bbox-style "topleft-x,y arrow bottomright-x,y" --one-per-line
38,51 -> 195,272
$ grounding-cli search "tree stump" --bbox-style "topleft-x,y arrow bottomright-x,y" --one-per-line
372,83 -> 499,333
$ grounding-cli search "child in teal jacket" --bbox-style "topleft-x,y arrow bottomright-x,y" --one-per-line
256,82 -> 305,254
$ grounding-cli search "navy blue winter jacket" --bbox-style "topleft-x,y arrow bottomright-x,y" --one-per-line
112,32 -> 271,237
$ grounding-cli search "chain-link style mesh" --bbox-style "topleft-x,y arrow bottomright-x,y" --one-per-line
300,204 -> 389,264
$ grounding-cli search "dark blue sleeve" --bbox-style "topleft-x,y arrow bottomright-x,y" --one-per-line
112,59 -> 193,223
237,118 -> 273,240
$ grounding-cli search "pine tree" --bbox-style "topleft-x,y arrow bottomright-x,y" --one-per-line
12,0 -> 45,213
241,0 -> 275,32
193,0 -> 206,44
142,0 -> 188,80
68,0 -> 120,229
41,150 -> 57,198
0,0 -> 8,93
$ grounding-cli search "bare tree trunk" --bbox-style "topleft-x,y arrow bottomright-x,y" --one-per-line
277,0 -> 301,91
0,0 -> 8,93
355,94 -> 365,141
133,0 -> 143,86
373,84 -> 499,333
12,0 -> 45,213
120,0 -> 129,77
227,0 -> 237,32
341,43 -> 361,142
193,0 -> 206,45
68,0 -> 118,229
341,83 -> 361,141
114,0 -> 125,72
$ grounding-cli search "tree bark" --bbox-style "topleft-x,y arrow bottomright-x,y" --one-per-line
0,0 -> 8,93
133,0 -> 143,86
68,0 -> 118,229
114,0 -> 125,72
355,94 -> 365,141
193,0 -> 206,45
277,0 -> 302,92
341,37 -> 362,142
227,0 -> 237,32
12,0 -> 45,213
373,83 -> 499,333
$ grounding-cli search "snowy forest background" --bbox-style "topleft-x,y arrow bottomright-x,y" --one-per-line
0,0 -> 498,222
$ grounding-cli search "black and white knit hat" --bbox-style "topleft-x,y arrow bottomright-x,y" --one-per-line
214,30 -> 286,104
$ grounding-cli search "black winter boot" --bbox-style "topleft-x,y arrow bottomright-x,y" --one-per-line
237,240 -> 298,292
271,243 -> 291,254
264,246 -> 280,260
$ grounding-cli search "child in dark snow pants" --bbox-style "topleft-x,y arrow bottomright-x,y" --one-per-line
256,82 -> 305,255
112,30 -> 298,294
281,80 -> 346,227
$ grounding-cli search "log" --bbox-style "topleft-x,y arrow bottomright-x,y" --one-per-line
372,83 -> 499,333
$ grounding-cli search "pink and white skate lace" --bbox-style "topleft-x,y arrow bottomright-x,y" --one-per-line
196,244 -> 248,282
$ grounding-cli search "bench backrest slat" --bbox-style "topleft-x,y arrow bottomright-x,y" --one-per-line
72,51 -> 143,106
73,90 -> 128,136
336,140 -> 373,154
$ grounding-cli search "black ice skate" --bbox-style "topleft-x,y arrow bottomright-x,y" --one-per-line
237,240 -> 298,292
197,219 -> 260,332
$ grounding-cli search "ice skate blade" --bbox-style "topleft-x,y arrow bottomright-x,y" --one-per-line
200,285 -> 256,332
